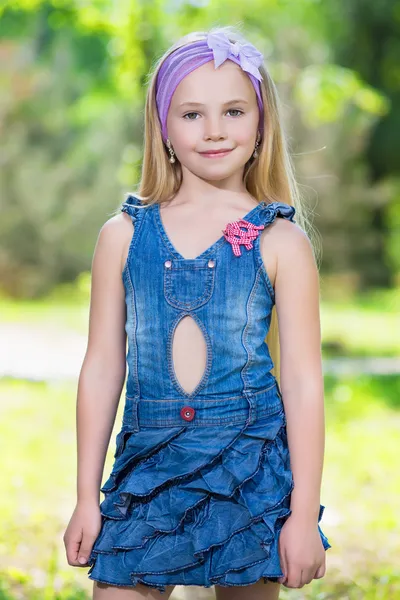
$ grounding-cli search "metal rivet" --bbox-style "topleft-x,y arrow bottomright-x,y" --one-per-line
164,260 -> 172,268
208,259 -> 215,268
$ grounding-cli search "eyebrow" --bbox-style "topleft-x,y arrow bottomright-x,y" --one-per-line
178,99 -> 249,108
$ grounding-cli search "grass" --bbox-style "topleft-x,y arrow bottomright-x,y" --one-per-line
0,375 -> 399,599
320,282 -> 400,357
0,274 -> 91,333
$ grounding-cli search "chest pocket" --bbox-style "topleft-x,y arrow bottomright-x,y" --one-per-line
163,258 -> 216,311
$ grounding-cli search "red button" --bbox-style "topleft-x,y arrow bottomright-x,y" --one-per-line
180,406 -> 195,421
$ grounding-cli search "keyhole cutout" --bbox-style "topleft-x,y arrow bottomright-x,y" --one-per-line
172,315 -> 207,394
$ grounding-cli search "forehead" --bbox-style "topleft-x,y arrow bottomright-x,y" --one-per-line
170,60 -> 256,106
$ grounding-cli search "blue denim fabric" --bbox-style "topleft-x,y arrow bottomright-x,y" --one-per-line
87,196 -> 331,593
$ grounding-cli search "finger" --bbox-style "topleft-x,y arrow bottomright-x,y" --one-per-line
314,563 -> 326,579
277,543 -> 287,584
301,568 -> 315,586
284,563 -> 302,589
78,536 -> 96,565
66,536 -> 82,565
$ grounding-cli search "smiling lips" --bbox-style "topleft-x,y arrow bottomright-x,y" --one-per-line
199,149 -> 233,157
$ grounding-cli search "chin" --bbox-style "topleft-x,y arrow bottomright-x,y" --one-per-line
197,168 -> 238,181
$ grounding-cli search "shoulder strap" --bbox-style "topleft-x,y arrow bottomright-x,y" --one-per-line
120,194 -> 144,223
260,201 -> 296,225
120,194 -> 149,255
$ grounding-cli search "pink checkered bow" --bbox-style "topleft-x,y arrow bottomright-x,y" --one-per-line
222,219 -> 265,257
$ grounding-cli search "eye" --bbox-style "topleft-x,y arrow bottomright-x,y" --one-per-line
227,109 -> 244,117
183,112 -> 200,120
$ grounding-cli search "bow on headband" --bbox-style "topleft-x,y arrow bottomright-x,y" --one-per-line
206,31 -> 264,82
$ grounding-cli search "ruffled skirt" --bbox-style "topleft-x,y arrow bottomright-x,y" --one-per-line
87,386 -> 331,593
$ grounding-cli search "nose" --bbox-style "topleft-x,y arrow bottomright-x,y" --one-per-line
203,116 -> 227,141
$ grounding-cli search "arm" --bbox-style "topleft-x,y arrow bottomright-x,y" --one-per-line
261,218 -> 326,588
76,214 -> 131,506
273,219 -> 325,519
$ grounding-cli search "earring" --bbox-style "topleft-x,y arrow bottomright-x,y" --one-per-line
253,131 -> 261,159
166,138 -> 176,163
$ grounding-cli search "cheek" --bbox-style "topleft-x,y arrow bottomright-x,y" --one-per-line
233,128 -> 256,147
168,119 -> 197,150
230,115 -> 259,145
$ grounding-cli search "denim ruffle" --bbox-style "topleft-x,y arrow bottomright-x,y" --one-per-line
120,194 -> 145,222
262,201 -> 296,225
87,407 -> 331,593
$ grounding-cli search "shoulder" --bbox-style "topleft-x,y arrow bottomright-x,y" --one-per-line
98,212 -> 133,246
94,212 -> 135,276
98,193 -> 145,249
267,217 -> 314,266
259,202 -> 315,288
259,201 -> 308,254
270,218 -> 319,301
265,213 -> 308,249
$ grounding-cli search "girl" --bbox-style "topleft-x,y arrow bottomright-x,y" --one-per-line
63,25 -> 331,600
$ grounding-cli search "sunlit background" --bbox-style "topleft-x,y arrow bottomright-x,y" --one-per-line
1,1 -> 399,599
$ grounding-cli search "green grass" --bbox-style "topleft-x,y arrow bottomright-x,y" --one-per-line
321,283 -> 400,357
0,274 -> 91,333
0,375 -> 399,599
321,303 -> 400,357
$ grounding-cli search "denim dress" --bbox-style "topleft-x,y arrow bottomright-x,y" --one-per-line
87,195 -> 331,593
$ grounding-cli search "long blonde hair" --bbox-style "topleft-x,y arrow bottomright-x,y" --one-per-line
125,24 -> 320,385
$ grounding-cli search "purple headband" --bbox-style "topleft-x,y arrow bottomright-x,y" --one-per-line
155,31 -> 265,143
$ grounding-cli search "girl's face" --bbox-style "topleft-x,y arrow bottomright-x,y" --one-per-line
166,60 -> 261,182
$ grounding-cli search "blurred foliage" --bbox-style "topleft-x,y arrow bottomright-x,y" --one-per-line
0,0 -> 399,296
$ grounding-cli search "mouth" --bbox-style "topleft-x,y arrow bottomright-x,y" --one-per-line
199,149 -> 233,158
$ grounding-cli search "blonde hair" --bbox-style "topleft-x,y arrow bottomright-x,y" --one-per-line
123,24 -> 321,386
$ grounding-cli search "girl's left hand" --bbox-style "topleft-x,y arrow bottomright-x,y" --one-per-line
277,512 -> 326,588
